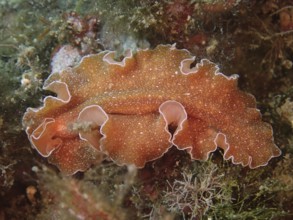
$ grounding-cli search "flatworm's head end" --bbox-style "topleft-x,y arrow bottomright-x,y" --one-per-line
22,79 -> 104,174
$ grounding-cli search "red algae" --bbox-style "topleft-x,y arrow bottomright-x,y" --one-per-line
22,45 -> 281,174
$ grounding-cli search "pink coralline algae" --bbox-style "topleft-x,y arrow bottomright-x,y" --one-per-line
22,45 -> 281,174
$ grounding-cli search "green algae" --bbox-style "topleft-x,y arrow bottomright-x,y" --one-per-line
0,0 -> 292,219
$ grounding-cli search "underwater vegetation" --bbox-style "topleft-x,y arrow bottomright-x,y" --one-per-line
0,0 -> 293,219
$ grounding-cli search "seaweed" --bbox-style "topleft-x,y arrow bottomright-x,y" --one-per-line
0,0 -> 292,219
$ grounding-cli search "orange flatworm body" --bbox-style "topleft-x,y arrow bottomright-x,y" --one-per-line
23,45 -> 281,174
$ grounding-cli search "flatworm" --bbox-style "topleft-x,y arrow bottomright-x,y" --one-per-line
22,45 -> 281,174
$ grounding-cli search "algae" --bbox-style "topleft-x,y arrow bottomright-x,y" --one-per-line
0,0 -> 292,219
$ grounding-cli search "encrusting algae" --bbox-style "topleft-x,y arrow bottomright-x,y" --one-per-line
22,44 -> 281,175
